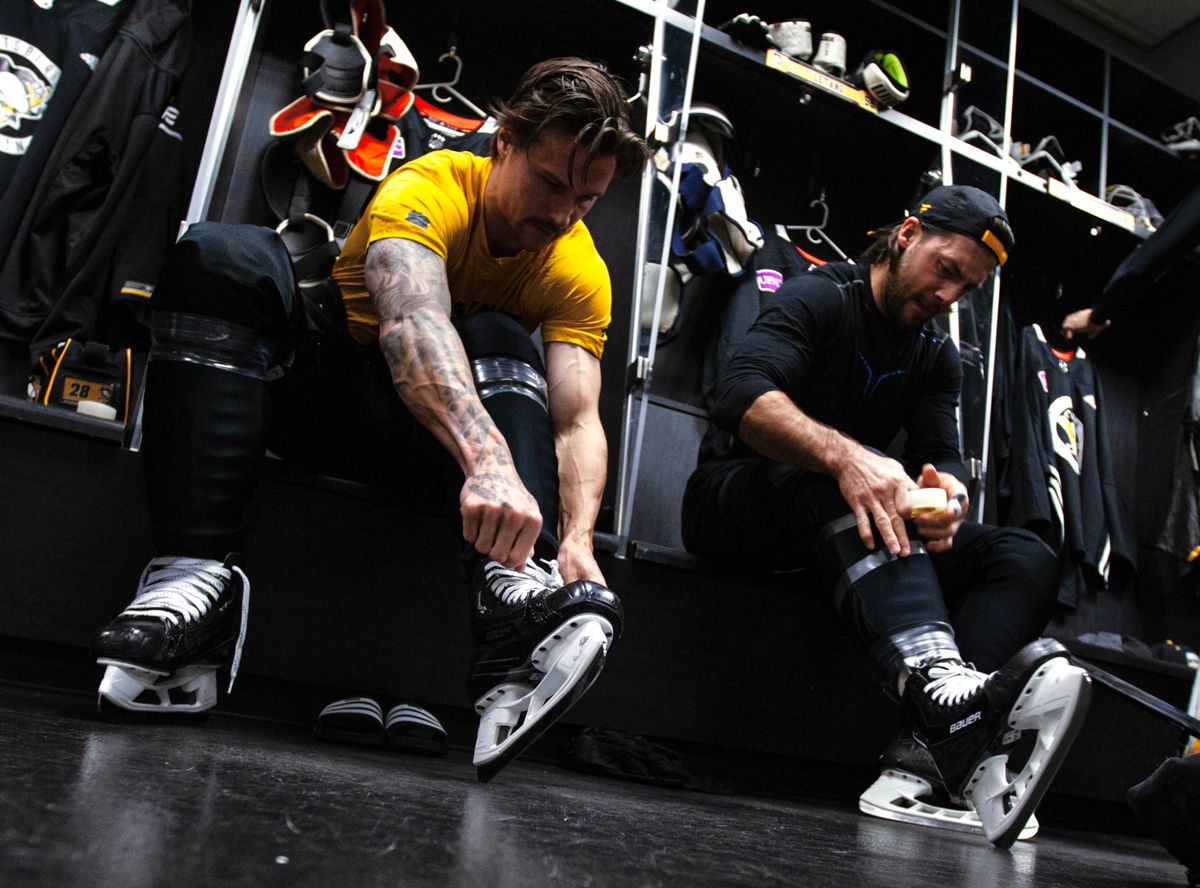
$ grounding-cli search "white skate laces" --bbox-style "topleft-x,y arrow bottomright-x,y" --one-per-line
124,556 -> 250,690
126,557 -> 232,623
919,659 -> 989,708
483,558 -> 563,606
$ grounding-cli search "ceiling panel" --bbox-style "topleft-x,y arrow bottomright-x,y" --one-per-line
1054,0 -> 1200,48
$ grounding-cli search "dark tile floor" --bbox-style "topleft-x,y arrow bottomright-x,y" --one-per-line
0,683 -> 1185,888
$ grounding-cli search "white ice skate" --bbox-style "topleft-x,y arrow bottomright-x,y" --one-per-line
468,558 -> 623,782
92,556 -> 250,716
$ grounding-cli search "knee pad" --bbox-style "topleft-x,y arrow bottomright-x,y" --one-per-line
456,312 -> 548,412
150,223 -> 300,379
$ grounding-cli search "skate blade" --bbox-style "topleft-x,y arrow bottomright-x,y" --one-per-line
96,660 -> 218,718
964,658 -> 1092,848
473,617 -> 611,783
859,769 -> 1038,840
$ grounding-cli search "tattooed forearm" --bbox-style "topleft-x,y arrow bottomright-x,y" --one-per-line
366,238 -> 512,473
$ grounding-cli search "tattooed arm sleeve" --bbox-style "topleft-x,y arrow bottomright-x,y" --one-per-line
366,237 -> 508,473
365,237 -> 542,566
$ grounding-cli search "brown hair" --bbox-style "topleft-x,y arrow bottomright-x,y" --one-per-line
860,219 -> 954,268
490,57 -> 648,181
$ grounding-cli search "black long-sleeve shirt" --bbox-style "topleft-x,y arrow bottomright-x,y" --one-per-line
708,259 -> 967,485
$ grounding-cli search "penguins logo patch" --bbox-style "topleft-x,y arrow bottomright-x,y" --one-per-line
1049,394 -> 1083,476
0,36 -> 59,156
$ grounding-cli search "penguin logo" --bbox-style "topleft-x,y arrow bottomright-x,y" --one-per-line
1049,394 -> 1083,475
0,37 -> 60,156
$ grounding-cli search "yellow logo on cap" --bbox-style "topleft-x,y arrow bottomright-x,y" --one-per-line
919,203 -> 932,213
981,229 -> 1008,266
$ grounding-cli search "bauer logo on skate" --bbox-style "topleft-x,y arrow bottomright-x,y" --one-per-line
950,710 -> 982,733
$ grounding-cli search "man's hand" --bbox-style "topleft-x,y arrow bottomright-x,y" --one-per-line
1061,307 -> 1110,341
556,535 -> 607,586
834,447 -> 919,556
461,470 -> 542,569
909,463 -> 968,554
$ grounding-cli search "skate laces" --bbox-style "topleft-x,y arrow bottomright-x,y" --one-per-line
125,556 -> 250,692
922,660 -> 990,708
483,558 -> 563,606
125,557 -> 233,624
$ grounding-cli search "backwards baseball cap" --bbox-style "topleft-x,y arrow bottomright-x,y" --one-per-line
907,185 -> 1014,266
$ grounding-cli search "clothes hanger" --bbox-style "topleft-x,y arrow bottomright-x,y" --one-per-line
780,193 -> 849,260
413,45 -> 489,119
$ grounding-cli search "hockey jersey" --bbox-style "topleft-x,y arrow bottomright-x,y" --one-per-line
0,0 -> 129,261
0,0 -> 191,367
1007,323 -> 1135,606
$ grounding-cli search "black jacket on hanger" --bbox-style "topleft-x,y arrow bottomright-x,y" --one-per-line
0,0 -> 192,368
0,0 -> 130,260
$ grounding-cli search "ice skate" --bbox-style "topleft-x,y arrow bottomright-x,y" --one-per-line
891,638 -> 1090,848
468,557 -> 622,783
859,731 -> 1039,841
91,556 -> 250,717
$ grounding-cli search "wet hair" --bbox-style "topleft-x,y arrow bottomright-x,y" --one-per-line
490,57 -> 649,182
860,219 -> 954,269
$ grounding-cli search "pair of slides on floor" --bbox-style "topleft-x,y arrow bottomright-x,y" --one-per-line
315,697 -> 448,756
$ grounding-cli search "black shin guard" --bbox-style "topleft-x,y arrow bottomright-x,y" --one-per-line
815,513 -> 954,678
457,313 -> 560,552
141,223 -> 298,559
142,360 -> 267,559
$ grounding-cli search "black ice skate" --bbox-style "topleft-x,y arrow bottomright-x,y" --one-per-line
878,638 -> 1090,848
91,556 -> 250,717
468,557 -> 622,783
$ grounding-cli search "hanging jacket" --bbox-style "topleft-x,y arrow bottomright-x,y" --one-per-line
0,0 -> 130,261
0,0 -> 192,367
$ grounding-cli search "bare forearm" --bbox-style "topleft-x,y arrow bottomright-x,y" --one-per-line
377,307 -> 512,474
739,390 -> 858,476
368,239 -> 511,475
740,390 -> 917,555
555,418 -> 606,546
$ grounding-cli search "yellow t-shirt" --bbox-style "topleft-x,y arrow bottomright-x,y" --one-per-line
332,150 -> 611,359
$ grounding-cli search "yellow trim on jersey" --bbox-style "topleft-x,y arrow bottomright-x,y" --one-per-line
331,151 -> 611,358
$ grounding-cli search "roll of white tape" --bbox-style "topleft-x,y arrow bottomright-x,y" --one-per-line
76,401 -> 118,421
907,487 -> 948,516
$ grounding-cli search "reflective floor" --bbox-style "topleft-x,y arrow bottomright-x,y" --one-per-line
0,684 -> 1185,888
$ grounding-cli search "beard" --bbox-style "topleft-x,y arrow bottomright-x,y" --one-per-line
879,249 -> 936,329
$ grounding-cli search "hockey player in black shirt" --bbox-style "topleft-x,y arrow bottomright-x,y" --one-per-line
683,185 -> 1091,848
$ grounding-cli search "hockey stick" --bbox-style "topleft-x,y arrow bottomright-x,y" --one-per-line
1070,655 -> 1200,740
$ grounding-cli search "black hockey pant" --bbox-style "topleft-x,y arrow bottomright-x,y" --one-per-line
682,458 -> 1058,673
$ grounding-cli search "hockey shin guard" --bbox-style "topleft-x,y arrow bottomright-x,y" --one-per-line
142,313 -> 274,559
458,312 -> 560,552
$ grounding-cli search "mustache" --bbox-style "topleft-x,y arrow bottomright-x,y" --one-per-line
531,219 -> 567,238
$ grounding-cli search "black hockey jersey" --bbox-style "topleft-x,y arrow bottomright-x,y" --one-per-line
1007,323 -> 1135,606
0,0 -> 129,262
0,0 -> 191,367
